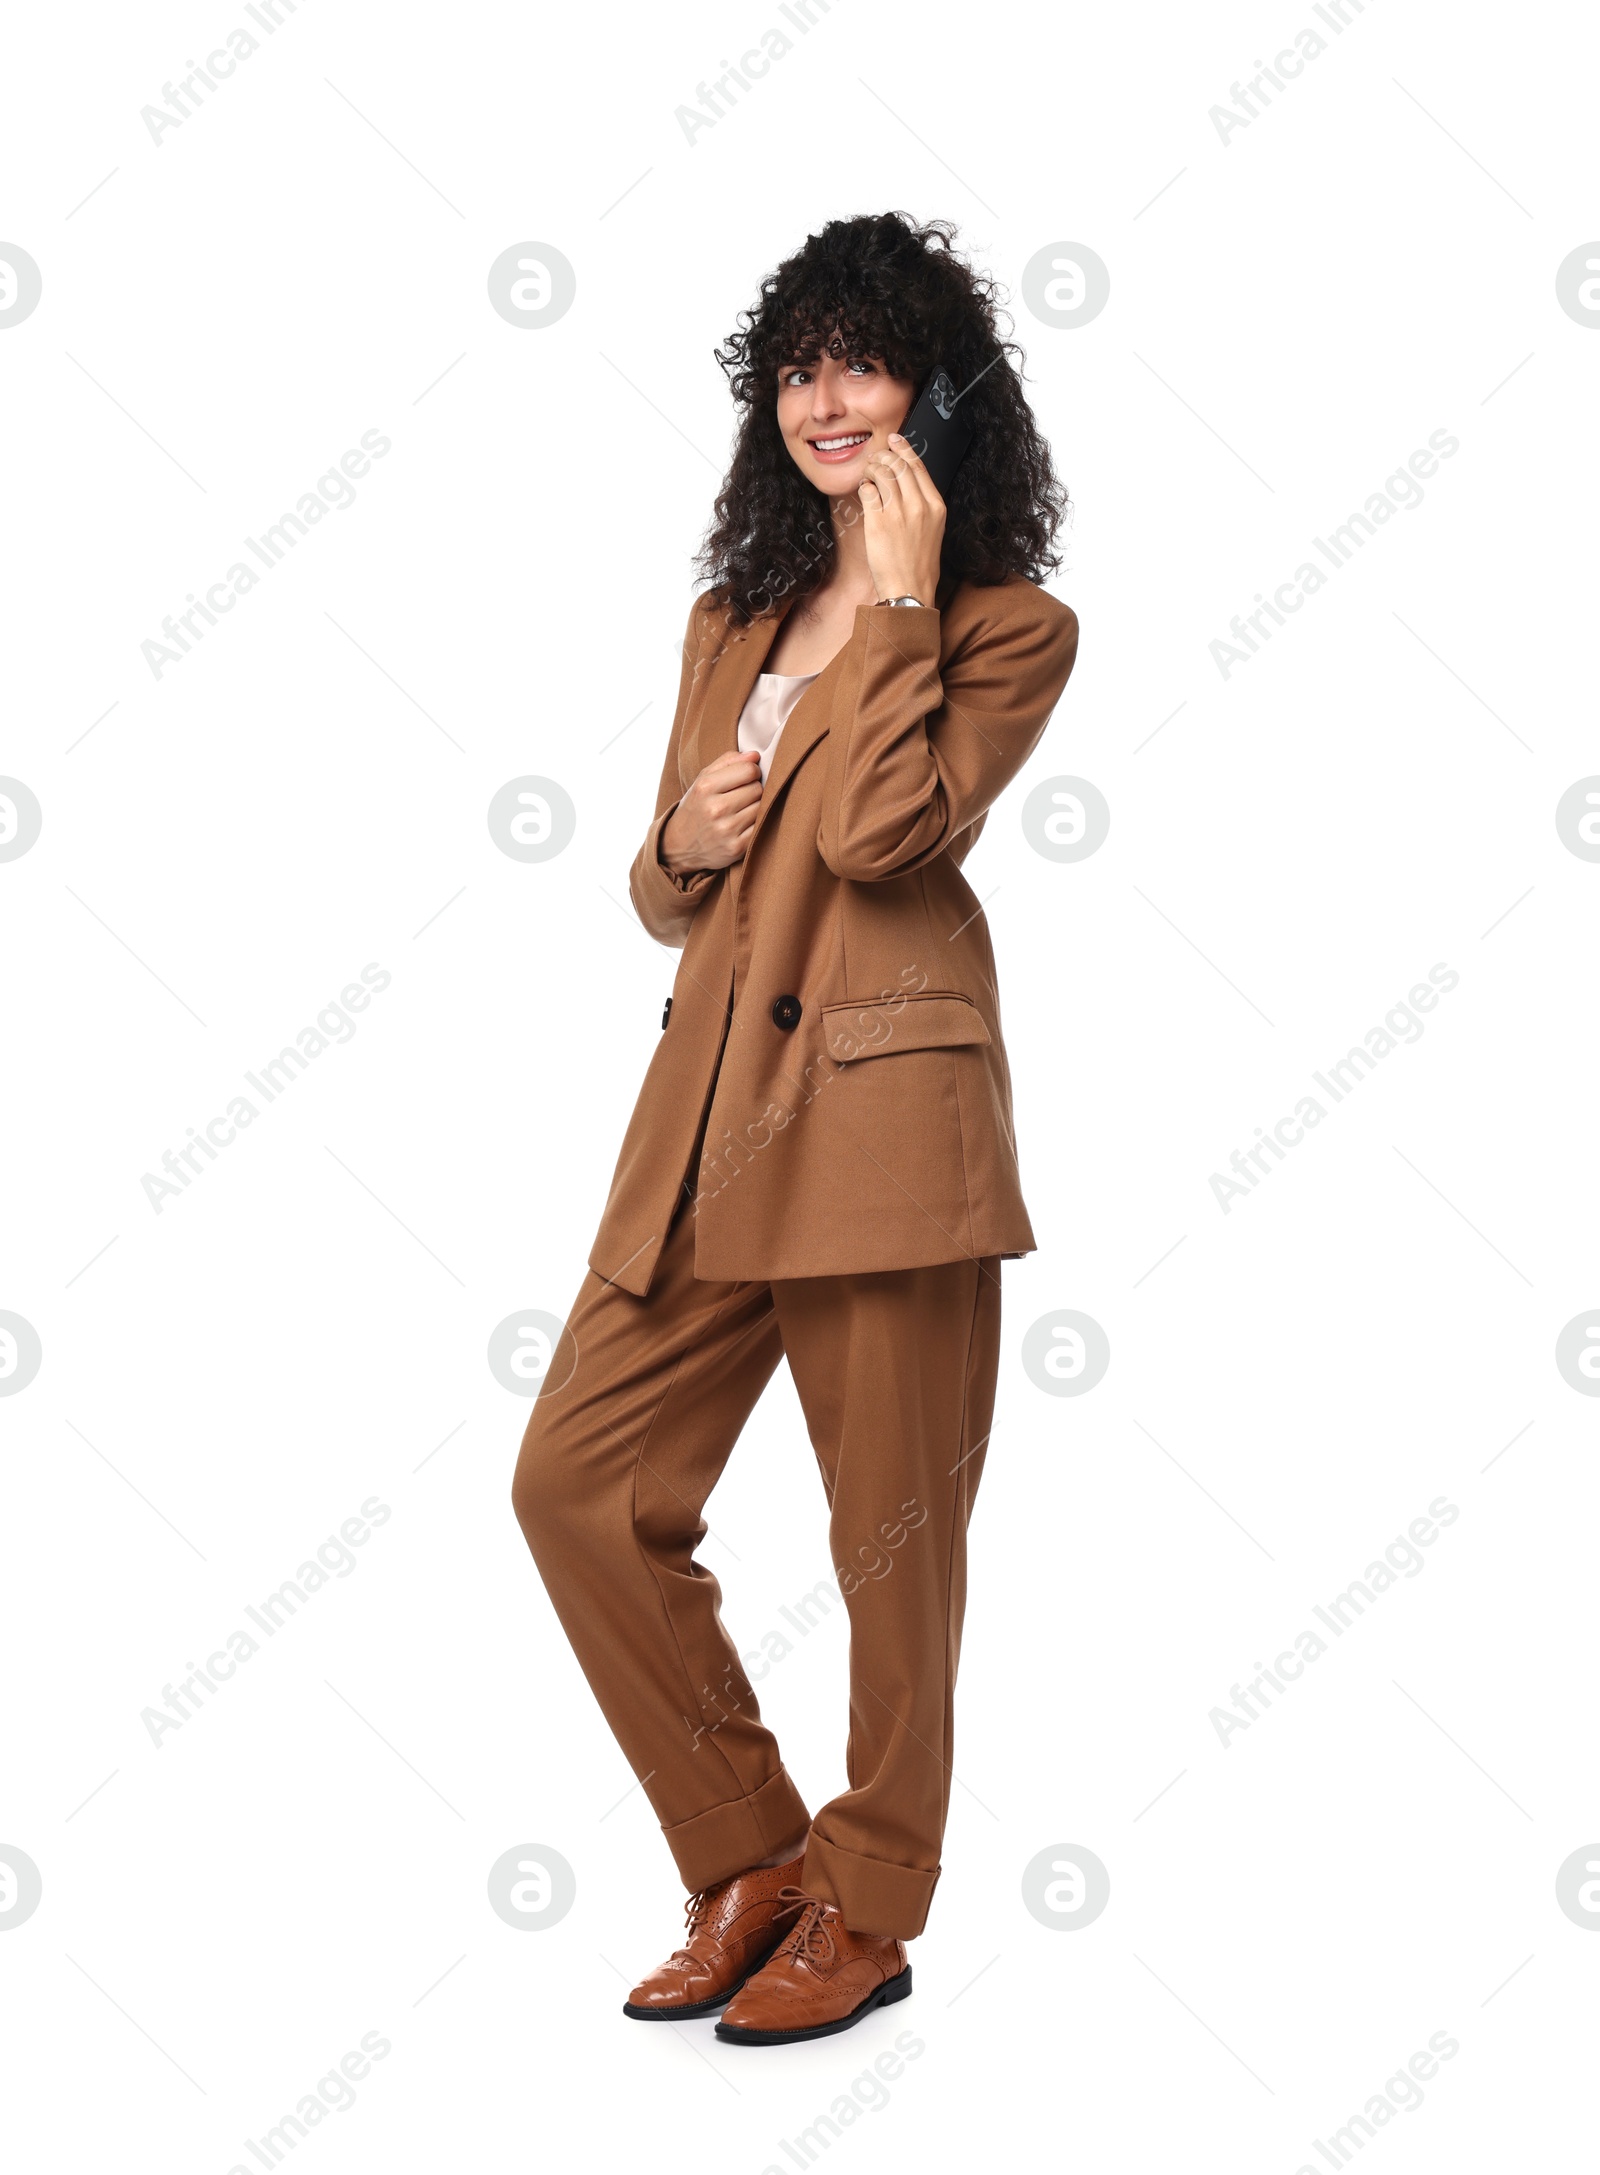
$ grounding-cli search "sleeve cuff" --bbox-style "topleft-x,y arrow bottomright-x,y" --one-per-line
648,804 -> 717,898
859,599 -> 942,654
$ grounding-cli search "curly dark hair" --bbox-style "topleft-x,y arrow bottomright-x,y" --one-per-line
694,211 -> 1069,628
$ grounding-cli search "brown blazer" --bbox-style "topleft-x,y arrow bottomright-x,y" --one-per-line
588,577 -> 1080,1296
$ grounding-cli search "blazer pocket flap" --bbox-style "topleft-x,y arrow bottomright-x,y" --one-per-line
821,991 -> 992,1063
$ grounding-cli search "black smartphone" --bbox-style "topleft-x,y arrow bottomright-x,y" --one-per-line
896,363 -> 974,498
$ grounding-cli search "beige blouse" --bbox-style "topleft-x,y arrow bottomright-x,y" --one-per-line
736,670 -> 819,784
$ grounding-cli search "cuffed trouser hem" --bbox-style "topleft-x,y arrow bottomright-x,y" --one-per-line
662,1765 -> 813,1893
802,1830 -> 940,1940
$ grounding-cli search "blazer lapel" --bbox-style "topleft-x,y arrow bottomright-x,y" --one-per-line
679,598 -> 788,785
743,635 -> 846,848
678,592 -> 861,859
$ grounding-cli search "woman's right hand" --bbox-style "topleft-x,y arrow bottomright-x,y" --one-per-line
659,750 -> 764,874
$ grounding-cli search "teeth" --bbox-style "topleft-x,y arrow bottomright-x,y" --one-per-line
813,433 -> 868,450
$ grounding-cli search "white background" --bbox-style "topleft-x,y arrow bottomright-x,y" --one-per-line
3,0 -> 1598,2168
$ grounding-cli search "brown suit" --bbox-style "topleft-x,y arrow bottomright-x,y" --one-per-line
514,580 -> 1078,1938
592,579 -> 1080,1295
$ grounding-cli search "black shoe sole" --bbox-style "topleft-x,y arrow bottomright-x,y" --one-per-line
623,1987 -> 739,2021
713,1964 -> 913,2046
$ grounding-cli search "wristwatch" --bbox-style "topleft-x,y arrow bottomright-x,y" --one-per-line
877,594 -> 927,609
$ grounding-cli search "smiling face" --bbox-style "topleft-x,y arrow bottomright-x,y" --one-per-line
776,346 -> 918,498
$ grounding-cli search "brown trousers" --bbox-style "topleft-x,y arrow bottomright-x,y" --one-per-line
511,1196 -> 1001,1939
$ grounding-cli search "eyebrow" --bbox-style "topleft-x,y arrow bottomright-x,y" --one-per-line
779,351 -> 879,371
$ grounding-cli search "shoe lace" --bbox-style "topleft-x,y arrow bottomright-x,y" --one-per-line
671,1874 -> 811,1964
768,1887 -> 836,1966
671,1884 -> 721,1958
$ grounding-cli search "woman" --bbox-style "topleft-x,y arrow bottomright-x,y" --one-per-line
512,210 -> 1078,2047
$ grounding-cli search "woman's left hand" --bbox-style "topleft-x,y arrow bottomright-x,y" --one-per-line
858,433 -> 946,607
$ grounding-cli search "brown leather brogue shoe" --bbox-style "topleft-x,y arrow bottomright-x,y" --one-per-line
714,1890 -> 911,2045
623,1856 -> 807,2020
